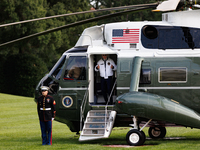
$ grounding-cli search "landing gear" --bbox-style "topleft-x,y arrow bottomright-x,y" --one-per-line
126,129 -> 146,146
126,116 -> 152,146
148,126 -> 166,139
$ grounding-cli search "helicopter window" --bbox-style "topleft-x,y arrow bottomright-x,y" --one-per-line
42,76 -> 59,94
141,26 -> 200,49
140,69 -> 151,84
64,56 -> 87,80
50,55 -> 66,80
190,29 -> 200,48
159,28 -> 193,49
159,67 -> 187,83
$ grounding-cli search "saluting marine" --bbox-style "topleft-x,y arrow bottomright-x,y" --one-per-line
37,86 -> 56,145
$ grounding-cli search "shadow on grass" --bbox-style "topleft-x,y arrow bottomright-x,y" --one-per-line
144,136 -> 200,146
4,135 -> 200,149
52,135 -> 200,147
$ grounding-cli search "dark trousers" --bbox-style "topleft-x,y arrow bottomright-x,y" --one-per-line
101,76 -> 113,104
40,120 -> 52,145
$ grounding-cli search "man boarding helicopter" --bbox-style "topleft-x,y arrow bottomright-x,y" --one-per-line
2,0 -> 200,146
95,54 -> 117,105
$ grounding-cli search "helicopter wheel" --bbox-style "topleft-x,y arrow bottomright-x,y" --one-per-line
126,129 -> 146,146
148,126 -> 166,139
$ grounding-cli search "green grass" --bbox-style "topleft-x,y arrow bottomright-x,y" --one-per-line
1,93 -> 200,150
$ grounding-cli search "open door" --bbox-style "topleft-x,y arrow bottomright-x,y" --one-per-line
89,54 -> 117,106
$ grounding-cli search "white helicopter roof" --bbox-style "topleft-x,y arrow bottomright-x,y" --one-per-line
73,9 -> 200,58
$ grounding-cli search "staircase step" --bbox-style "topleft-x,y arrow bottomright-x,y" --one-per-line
89,117 -> 107,120
86,121 -> 107,123
85,123 -> 105,128
87,118 -> 107,121
89,110 -> 111,117
81,134 -> 104,136
84,128 -> 105,130
82,129 -> 105,135
87,116 -> 108,118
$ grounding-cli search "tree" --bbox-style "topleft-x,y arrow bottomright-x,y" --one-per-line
0,0 -> 48,54
3,54 -> 48,97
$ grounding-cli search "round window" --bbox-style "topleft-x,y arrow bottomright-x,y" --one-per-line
142,25 -> 158,39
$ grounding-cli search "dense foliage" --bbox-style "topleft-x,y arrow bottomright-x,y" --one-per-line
0,0 -> 161,97
3,54 -> 48,97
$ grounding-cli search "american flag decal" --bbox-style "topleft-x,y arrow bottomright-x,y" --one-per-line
112,29 -> 140,43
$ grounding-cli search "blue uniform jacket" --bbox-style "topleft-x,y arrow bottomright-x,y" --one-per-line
37,95 -> 56,121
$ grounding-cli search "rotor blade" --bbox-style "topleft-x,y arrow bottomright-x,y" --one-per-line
193,4 -> 200,8
0,3 -> 158,28
0,5 -> 157,48
153,0 -> 180,11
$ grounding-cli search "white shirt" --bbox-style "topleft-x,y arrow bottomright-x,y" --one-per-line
95,58 -> 117,79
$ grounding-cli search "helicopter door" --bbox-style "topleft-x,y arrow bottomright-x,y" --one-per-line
57,54 -> 88,121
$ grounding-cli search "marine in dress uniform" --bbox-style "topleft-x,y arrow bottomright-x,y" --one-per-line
95,54 -> 117,104
37,86 -> 56,145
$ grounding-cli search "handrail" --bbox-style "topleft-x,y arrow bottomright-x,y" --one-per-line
106,79 -> 117,106
80,80 -> 90,131
105,79 -> 117,130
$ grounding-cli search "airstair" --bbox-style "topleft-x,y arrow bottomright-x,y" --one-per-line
79,110 -> 116,141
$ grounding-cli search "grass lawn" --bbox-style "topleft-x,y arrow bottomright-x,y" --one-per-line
1,93 -> 200,150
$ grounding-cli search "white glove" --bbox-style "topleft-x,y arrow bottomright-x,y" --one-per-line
52,118 -> 54,121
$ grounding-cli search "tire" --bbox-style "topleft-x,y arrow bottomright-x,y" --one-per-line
140,130 -> 146,144
126,129 -> 146,146
148,126 -> 166,139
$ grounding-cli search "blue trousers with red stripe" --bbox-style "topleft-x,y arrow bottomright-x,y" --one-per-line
40,121 -> 52,145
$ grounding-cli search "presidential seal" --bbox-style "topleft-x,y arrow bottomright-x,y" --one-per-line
62,96 -> 73,108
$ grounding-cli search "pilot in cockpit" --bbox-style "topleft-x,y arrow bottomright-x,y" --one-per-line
67,57 -> 86,80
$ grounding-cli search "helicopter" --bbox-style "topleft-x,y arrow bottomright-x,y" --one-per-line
2,0 -> 200,146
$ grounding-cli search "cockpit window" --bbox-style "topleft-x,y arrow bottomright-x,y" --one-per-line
50,55 -> 66,80
64,56 -> 87,80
